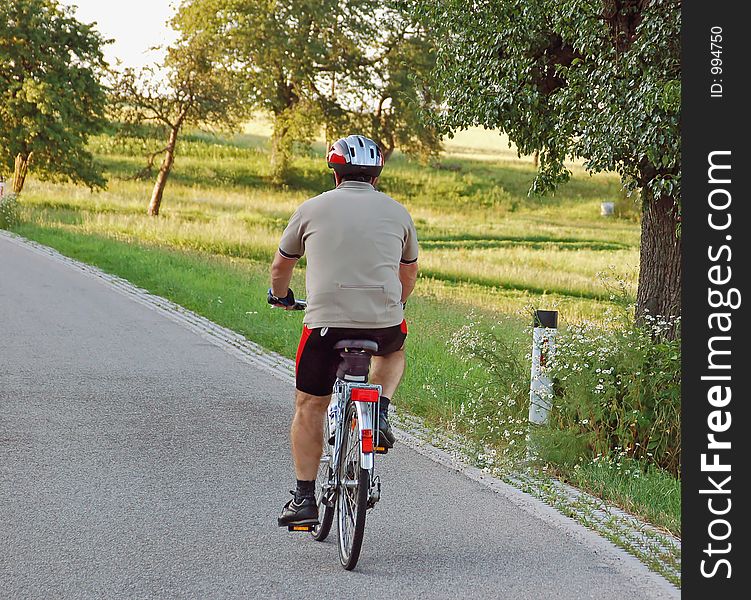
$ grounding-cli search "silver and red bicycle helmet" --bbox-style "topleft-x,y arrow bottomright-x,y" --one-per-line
327,135 -> 384,178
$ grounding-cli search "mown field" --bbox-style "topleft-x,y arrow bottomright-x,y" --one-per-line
8,125 -> 679,535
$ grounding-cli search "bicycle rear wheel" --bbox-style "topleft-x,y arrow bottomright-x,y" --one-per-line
311,414 -> 334,541
336,402 -> 369,570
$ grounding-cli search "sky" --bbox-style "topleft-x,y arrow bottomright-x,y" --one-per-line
59,0 -> 179,69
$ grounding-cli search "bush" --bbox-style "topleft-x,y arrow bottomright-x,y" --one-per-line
545,312 -> 681,475
0,192 -> 20,229
446,306 -> 681,477
613,188 -> 642,221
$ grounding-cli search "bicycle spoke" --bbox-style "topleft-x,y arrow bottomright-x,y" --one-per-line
311,414 -> 335,542
344,486 -> 356,516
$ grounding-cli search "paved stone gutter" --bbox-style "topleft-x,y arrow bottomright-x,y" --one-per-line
2,230 -> 681,588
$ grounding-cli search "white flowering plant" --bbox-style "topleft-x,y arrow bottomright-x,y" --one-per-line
445,294 -> 680,476
546,309 -> 681,475
446,312 -> 530,462
0,192 -> 20,229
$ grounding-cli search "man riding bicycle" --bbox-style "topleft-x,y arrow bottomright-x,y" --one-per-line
268,134 -> 419,527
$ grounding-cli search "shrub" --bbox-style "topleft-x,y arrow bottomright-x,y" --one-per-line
1,192 -> 20,229
545,312 -> 681,475
446,305 -> 681,477
613,188 -> 642,221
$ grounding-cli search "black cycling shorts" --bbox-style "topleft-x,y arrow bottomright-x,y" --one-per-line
295,320 -> 408,396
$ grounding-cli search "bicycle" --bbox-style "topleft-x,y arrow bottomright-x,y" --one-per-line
271,295 -> 386,570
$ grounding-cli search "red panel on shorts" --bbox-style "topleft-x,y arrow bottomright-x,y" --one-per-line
400,319 -> 408,334
295,326 -> 312,374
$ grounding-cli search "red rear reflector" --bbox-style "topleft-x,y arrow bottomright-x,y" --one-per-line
351,388 -> 379,402
361,429 -> 374,453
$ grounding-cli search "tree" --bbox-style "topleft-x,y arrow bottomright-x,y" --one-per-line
0,0 -> 109,193
343,22 -> 442,161
412,0 -> 681,328
111,42 -> 248,216
172,0 -> 372,180
173,0 -> 441,179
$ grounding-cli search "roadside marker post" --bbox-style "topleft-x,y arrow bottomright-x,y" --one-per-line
526,310 -> 558,461
528,309 -> 558,426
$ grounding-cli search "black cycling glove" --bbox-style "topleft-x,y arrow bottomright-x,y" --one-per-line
268,287 -> 296,307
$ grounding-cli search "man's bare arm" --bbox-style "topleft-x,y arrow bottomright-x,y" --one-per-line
270,250 -> 298,297
399,262 -> 418,303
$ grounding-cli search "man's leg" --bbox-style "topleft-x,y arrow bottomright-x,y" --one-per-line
278,389 -> 330,526
369,348 -> 405,399
369,347 -> 405,447
290,390 -> 330,480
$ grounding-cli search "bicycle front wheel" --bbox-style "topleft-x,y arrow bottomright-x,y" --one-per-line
311,413 -> 334,542
336,402 -> 370,570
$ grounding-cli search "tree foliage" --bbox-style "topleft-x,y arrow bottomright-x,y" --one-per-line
343,25 -> 442,161
0,0 -> 109,192
411,0 -> 681,324
173,0 -> 441,179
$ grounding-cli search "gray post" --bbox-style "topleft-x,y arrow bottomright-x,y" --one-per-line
528,310 -> 558,425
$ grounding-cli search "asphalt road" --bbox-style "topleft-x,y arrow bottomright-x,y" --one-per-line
0,234 -> 678,599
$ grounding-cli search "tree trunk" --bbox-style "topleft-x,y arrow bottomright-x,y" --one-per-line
635,188 -> 681,335
147,124 -> 180,216
12,152 -> 32,194
270,120 -> 290,183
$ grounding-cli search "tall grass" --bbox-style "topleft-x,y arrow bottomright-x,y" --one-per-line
1,192 -> 20,229
444,308 -> 681,535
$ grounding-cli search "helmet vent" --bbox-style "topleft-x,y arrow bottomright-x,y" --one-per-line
349,146 -> 356,156
370,148 -> 375,158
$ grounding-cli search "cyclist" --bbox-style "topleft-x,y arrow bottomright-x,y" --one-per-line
269,134 -> 419,527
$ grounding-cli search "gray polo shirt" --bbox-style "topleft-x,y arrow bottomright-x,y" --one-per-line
278,181 -> 419,329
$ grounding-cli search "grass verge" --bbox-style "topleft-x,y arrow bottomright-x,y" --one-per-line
553,460 -> 680,537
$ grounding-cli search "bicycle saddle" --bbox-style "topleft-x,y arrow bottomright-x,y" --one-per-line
333,339 -> 379,353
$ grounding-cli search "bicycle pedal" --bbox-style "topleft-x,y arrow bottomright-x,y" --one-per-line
375,446 -> 389,454
287,523 -> 318,532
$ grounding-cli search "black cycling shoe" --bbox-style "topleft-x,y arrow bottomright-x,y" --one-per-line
277,491 -> 319,527
378,409 -> 396,449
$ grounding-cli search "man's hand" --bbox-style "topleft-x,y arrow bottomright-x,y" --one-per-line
268,288 -> 296,309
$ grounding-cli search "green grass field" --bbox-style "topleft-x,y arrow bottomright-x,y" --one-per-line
8,124 -> 679,536
20,128 -> 640,319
